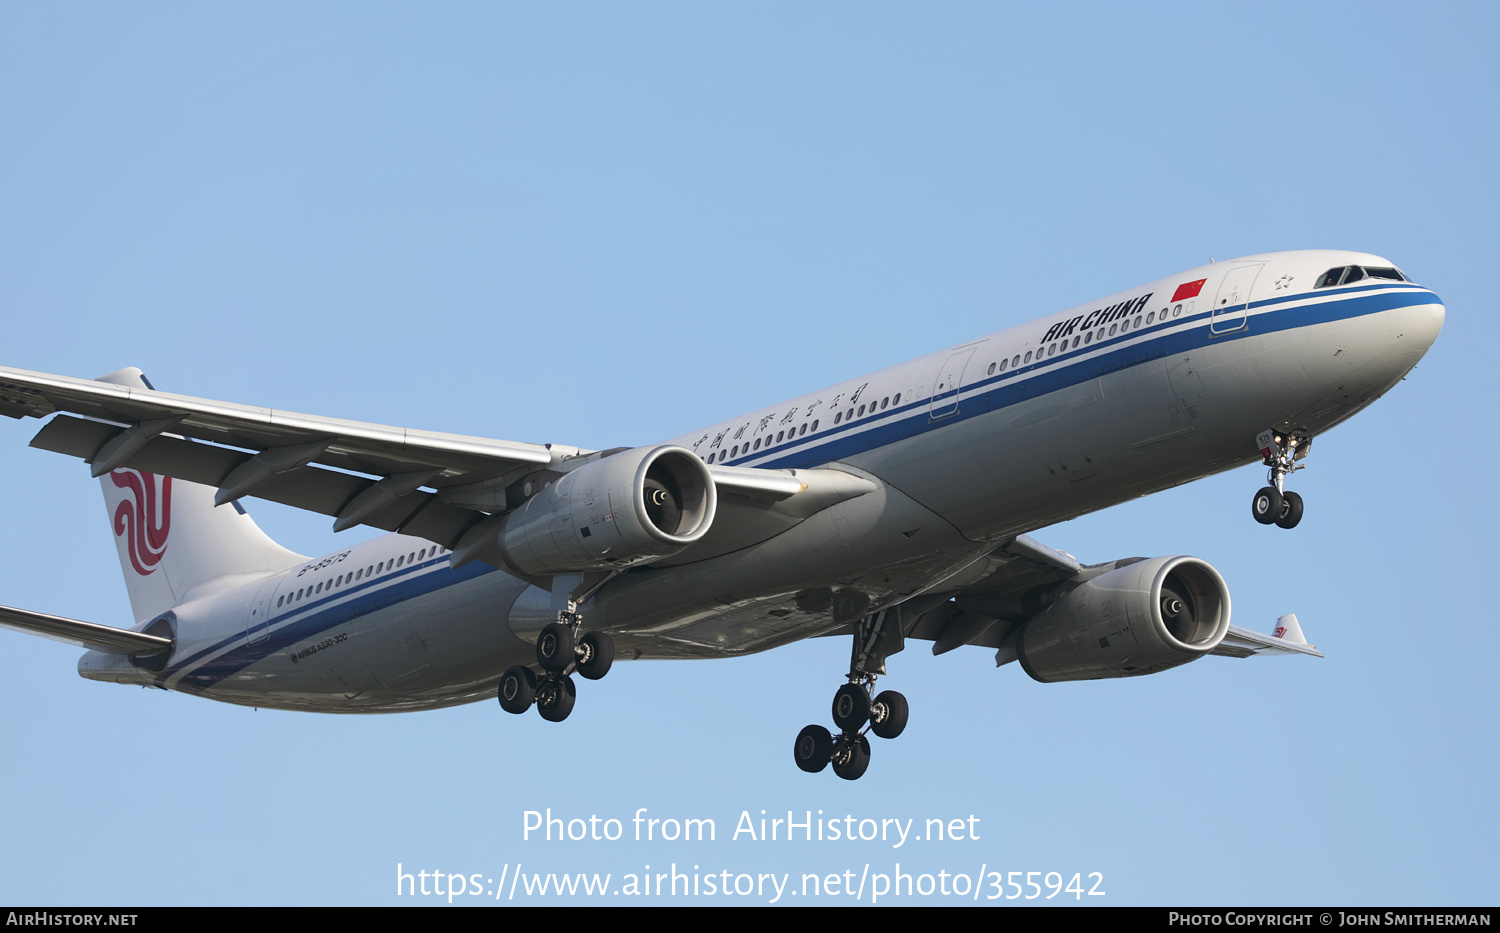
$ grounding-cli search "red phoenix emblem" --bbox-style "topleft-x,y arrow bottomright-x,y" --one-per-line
111,469 -> 172,576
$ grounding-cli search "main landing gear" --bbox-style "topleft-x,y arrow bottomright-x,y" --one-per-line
794,609 -> 910,781
497,610 -> 615,723
1251,429 -> 1309,530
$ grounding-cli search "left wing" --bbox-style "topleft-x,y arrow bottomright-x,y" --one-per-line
902,536 -> 1321,660
1212,615 -> 1323,658
0,605 -> 171,656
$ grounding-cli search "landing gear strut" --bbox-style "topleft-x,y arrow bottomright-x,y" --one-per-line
1252,429 -> 1309,530
793,609 -> 910,780
497,606 -> 615,723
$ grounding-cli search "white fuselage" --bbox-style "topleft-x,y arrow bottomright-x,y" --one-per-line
79,249 -> 1446,712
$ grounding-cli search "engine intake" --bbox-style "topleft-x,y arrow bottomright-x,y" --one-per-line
498,445 -> 716,576
1016,556 -> 1229,683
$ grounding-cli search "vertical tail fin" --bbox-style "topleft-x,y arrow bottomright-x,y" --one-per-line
94,368 -> 306,623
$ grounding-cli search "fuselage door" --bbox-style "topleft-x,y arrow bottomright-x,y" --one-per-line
244,574 -> 282,646
929,347 -> 977,420
1210,263 -> 1263,334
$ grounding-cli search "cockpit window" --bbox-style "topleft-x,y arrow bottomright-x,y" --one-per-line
1314,264 -> 1407,289
1315,267 -> 1347,288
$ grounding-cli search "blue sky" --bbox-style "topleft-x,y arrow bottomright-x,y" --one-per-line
1,2 -> 1495,906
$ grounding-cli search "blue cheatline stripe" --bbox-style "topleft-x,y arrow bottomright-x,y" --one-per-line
722,286 -> 1438,470
163,557 -> 496,691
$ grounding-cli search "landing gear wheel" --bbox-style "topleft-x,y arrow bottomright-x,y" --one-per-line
831,734 -> 871,781
536,622 -> 576,673
869,690 -> 909,739
1275,490 -> 1304,530
1252,486 -> 1283,525
575,631 -> 615,681
794,725 -> 833,774
497,665 -> 537,714
832,683 -> 871,731
536,675 -> 576,722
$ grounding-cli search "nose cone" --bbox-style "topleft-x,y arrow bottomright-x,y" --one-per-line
1413,290 -> 1446,352
1387,288 -> 1445,366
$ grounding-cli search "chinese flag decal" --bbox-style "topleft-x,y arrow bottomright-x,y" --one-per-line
1171,279 -> 1207,302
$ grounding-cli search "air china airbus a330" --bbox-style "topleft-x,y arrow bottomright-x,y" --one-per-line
0,249 -> 1443,779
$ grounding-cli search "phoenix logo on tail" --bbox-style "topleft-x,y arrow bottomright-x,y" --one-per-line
110,469 -> 172,575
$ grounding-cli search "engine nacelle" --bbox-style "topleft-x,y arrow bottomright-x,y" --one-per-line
498,445 -> 716,576
1016,556 -> 1229,683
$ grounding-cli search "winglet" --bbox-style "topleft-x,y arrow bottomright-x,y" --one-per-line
1272,613 -> 1309,645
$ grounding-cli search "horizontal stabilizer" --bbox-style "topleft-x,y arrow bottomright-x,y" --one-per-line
0,605 -> 172,656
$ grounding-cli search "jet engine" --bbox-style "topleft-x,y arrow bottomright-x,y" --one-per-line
1016,556 -> 1229,683
498,445 -> 716,576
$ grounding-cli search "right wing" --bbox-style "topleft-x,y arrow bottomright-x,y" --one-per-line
0,365 -> 842,564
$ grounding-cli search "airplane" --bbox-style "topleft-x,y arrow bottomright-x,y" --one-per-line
0,249 -> 1443,780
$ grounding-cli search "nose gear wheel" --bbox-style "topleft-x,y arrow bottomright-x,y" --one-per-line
1251,429 -> 1310,530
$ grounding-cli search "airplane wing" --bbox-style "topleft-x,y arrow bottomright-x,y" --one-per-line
0,365 -> 804,560
0,605 -> 171,656
1211,616 -> 1323,658
902,537 -> 1322,660
903,535 -> 1081,654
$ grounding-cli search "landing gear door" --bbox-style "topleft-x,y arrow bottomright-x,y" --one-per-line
1211,263 -> 1263,335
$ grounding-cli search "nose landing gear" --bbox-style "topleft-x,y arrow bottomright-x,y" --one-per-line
1252,429 -> 1309,530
